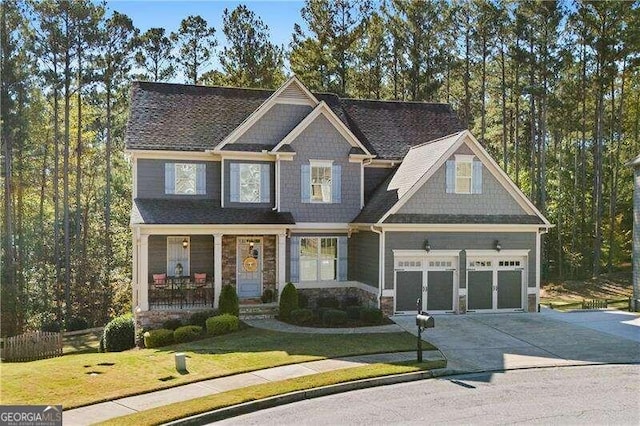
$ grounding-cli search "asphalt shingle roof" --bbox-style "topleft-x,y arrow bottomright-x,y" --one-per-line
125,81 -> 464,160
132,199 -> 295,225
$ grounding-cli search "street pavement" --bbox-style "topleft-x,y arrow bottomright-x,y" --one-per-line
217,364 -> 640,425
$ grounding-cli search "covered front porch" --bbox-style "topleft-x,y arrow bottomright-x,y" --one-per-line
132,226 -> 288,316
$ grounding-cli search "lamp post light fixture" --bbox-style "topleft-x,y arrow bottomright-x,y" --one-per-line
494,240 -> 502,252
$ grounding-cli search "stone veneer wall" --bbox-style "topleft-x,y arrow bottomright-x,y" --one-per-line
222,235 -> 276,295
380,296 -> 394,317
135,309 -> 214,341
297,286 -> 378,309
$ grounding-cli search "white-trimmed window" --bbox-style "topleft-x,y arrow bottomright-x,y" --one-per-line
310,160 -> 332,203
455,155 -> 473,194
239,163 -> 261,203
445,155 -> 482,194
165,163 -> 206,195
167,236 -> 190,276
300,237 -> 337,281
229,162 -> 271,203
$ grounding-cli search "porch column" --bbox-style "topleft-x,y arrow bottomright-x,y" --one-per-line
138,234 -> 149,311
213,233 -> 223,309
277,232 -> 287,296
132,231 -> 138,310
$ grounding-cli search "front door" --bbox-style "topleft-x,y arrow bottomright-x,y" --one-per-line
237,237 -> 262,298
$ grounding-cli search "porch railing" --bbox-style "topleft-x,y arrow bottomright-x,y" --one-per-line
149,277 -> 214,310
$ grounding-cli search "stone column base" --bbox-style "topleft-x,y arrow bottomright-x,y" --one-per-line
528,294 -> 538,312
458,294 -> 467,314
380,296 -> 394,316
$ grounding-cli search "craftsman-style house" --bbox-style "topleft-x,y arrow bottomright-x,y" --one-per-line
126,76 -> 551,328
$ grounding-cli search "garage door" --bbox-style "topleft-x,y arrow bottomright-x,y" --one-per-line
396,271 -> 422,312
393,251 -> 459,314
467,254 -> 526,312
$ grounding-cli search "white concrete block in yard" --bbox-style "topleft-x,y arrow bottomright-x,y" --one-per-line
175,352 -> 186,371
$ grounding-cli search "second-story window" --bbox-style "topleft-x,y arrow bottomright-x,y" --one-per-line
310,160 -> 332,203
455,157 -> 473,194
239,163 -> 261,202
165,163 -> 206,195
229,162 -> 271,203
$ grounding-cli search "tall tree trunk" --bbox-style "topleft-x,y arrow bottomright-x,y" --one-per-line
39,132 -> 49,305
501,39 -> 508,171
105,84 -> 112,289
75,51 -> 83,274
579,40 -> 587,273
463,15 -> 471,128
480,37 -> 487,145
63,19 -> 72,323
592,64 -> 604,278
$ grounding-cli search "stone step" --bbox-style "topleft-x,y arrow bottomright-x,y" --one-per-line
239,303 -> 279,319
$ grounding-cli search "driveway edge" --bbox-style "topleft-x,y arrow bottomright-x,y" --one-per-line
165,369 -> 443,426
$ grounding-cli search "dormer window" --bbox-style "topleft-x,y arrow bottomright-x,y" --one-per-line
310,160 -> 333,203
165,163 -> 206,195
445,154 -> 482,194
455,155 -> 473,194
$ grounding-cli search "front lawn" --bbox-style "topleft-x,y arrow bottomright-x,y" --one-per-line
0,327 -> 430,409
100,360 -> 446,426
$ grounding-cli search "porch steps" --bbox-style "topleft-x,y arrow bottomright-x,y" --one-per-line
239,303 -> 279,320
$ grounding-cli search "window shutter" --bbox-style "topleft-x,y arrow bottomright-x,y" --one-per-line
301,164 -> 311,203
229,163 -> 240,202
165,163 -> 175,194
290,237 -> 300,282
196,164 -> 206,195
445,160 -> 455,193
337,236 -> 348,281
260,163 -> 270,203
332,164 -> 342,203
472,160 -> 483,194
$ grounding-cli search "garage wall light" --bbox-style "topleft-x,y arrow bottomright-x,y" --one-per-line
424,239 -> 431,252
494,240 -> 502,252
182,238 -> 189,249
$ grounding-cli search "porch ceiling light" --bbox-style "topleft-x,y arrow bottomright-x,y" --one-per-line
424,239 -> 431,252
182,238 -> 189,249
494,240 -> 502,252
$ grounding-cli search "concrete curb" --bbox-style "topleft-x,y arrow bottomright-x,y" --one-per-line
165,369 -> 439,426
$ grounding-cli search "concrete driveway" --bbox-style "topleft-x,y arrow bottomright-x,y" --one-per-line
392,309 -> 640,374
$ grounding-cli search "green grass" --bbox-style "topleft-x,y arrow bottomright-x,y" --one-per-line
63,330 -> 103,354
1,328 -> 430,409
99,360 -> 446,426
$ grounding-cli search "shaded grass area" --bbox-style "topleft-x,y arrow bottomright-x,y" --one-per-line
99,360 -> 446,426
63,330 -> 103,355
1,328 -> 429,409
541,269 -> 633,309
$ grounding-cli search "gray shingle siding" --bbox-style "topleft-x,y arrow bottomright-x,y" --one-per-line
348,231 -> 379,288
280,115 -> 361,222
223,159 -> 275,209
384,232 -> 536,290
137,159 -> 220,202
397,151 -> 528,216
234,103 -> 312,146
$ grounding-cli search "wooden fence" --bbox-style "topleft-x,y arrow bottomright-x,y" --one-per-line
1,331 -> 63,362
549,297 -> 632,311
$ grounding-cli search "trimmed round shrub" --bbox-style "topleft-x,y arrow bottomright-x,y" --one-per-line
161,318 -> 183,331
360,307 -> 384,325
99,334 -> 105,353
290,308 -> 313,325
278,282 -> 299,321
188,310 -> 218,329
219,285 -> 239,317
317,295 -> 340,309
66,316 -> 89,331
103,314 -> 135,352
144,328 -> 175,348
297,292 -> 309,309
342,296 -> 360,309
174,325 -> 203,343
345,305 -> 362,320
316,307 -> 330,321
261,288 -> 275,303
322,309 -> 348,327
206,314 -> 240,335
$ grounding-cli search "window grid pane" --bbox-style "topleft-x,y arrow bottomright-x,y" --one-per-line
311,165 -> 332,202
299,237 -> 337,281
455,160 -> 472,194
175,164 -> 197,194
239,163 -> 261,203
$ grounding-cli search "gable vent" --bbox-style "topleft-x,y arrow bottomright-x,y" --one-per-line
279,84 -> 309,102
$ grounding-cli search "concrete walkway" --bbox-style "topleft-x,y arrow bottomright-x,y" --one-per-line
63,350 -> 443,425
243,318 -> 404,334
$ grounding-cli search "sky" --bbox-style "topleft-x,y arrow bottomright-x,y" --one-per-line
105,1 -> 306,76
